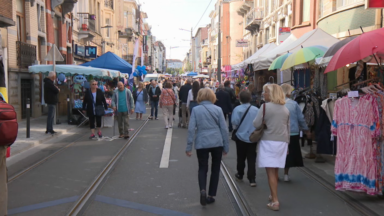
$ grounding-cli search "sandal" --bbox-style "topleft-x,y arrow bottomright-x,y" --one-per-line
267,202 -> 280,211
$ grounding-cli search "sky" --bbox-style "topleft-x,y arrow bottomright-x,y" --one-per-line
140,0 -> 216,61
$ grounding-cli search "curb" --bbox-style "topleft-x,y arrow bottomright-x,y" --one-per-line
10,126 -> 78,158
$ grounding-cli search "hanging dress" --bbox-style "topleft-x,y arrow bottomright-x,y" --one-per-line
331,95 -> 380,195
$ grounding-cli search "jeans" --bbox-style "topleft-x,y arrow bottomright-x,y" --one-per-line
189,101 -> 198,115
236,139 -> 257,180
117,112 -> 129,135
196,146 -> 223,197
150,100 -> 159,118
162,105 -> 173,127
89,114 -> 102,129
46,104 -> 56,132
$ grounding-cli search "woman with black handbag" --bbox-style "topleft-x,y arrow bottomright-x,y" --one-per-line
231,91 -> 259,187
82,80 -> 108,139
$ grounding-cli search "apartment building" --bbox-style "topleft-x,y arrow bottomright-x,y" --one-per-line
237,0 -> 292,59
153,41 -> 166,72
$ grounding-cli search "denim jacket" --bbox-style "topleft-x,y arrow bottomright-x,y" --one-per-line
186,101 -> 229,153
231,103 -> 259,143
285,98 -> 308,135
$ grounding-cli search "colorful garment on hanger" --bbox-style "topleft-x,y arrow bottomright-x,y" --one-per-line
332,95 -> 380,195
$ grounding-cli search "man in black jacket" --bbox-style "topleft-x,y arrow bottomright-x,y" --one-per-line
148,80 -> 161,120
215,84 -> 232,120
224,80 -> 236,132
178,78 -> 192,128
44,72 -> 60,134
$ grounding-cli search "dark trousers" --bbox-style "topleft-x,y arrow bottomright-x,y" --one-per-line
196,147 -> 223,197
89,114 -> 102,129
150,100 -> 159,118
228,104 -> 234,131
46,104 -> 56,132
236,140 -> 257,181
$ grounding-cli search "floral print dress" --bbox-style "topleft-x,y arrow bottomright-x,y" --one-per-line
331,95 -> 380,195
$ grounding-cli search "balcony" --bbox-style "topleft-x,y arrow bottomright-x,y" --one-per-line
237,1 -> 253,16
245,7 -> 264,35
105,0 -> 113,9
118,28 -> 133,39
17,41 -> 36,68
122,55 -> 133,63
78,18 -> 95,40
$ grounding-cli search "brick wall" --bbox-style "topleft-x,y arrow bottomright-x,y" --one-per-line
0,0 -> 13,20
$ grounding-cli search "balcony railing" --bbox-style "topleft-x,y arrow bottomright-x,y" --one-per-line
105,0 -> 113,9
17,41 -> 36,68
119,28 -> 133,38
88,19 -> 95,32
245,7 -> 264,34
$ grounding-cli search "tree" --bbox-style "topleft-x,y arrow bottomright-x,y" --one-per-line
185,62 -> 193,72
166,68 -> 173,74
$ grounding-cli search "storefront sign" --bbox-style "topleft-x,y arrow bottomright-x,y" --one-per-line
75,44 -> 85,57
366,0 -> 384,8
236,39 -> 249,47
85,46 -> 97,58
278,27 -> 291,44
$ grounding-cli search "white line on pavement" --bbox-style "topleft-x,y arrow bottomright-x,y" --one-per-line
159,128 -> 173,168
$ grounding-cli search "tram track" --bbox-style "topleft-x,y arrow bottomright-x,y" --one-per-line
298,167 -> 380,216
66,119 -> 148,216
221,161 -> 255,216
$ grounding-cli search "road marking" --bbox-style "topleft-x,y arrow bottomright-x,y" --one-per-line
159,128 -> 173,168
95,195 -> 192,216
8,196 -> 80,215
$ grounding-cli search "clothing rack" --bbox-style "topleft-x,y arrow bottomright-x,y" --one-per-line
352,77 -> 380,87
333,80 -> 355,90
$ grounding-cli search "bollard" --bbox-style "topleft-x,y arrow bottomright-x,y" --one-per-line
26,98 -> 30,138
67,94 -> 70,124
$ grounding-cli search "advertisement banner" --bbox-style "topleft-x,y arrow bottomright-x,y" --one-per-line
85,46 -> 97,58
366,0 -> 384,8
236,39 -> 249,47
278,27 -> 291,44
75,44 -> 85,57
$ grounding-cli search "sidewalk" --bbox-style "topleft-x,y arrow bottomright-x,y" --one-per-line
10,116 -> 78,157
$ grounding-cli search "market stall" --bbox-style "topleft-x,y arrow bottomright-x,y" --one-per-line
29,64 -> 122,127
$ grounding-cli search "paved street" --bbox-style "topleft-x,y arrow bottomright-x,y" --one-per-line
5,111 -> 384,216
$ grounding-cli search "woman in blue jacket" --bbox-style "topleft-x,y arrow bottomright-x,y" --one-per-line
186,88 -> 229,206
281,84 -> 309,182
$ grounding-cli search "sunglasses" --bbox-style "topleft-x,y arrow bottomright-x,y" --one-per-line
92,84 -> 97,85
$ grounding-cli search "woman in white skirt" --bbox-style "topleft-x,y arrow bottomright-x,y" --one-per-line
253,84 -> 290,211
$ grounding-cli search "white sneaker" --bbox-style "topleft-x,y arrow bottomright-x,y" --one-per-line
165,126 -> 168,129
168,125 -> 172,128
284,174 -> 290,182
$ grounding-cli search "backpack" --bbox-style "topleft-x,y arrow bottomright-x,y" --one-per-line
0,98 -> 18,146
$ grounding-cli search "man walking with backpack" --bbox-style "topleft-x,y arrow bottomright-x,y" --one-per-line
44,71 -> 60,134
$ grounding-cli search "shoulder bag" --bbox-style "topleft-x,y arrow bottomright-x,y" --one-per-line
167,89 -> 177,109
249,103 -> 266,143
231,105 -> 251,141
202,105 -> 219,125
91,90 -> 105,116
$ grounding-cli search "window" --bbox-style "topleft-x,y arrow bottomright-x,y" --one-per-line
124,11 -> 128,28
302,0 -> 310,22
132,8 -> 136,31
265,28 -> 270,43
66,21 -> 70,43
97,2 -> 101,33
280,18 -> 285,28
106,18 -> 110,38
272,25 -> 276,38
53,16 -> 60,48
16,0 -> 25,42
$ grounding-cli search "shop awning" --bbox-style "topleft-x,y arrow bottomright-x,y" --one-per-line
187,72 -> 198,76
81,51 -> 133,74
232,43 -> 278,70
253,28 -> 339,71
28,64 -> 121,79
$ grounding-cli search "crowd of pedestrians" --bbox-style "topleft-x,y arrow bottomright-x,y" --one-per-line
183,79 -> 308,211
36,73 -> 307,212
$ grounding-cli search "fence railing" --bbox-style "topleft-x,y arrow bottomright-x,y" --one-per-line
17,41 -> 36,68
